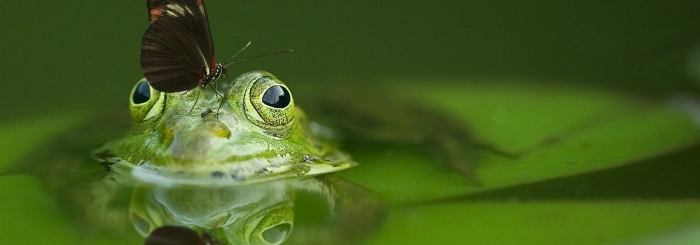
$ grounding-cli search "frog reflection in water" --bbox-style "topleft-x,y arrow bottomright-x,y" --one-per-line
93,71 -> 356,185
129,173 -> 384,245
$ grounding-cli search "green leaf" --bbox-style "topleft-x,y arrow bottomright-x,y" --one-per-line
335,79 -> 700,244
339,79 -> 700,203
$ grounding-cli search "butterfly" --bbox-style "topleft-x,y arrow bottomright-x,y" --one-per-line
140,0 -> 228,93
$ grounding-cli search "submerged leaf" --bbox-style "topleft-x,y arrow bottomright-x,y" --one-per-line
337,79 -> 700,203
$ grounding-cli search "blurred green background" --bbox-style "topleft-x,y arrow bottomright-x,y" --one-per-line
3,1 -> 700,244
2,1 -> 700,120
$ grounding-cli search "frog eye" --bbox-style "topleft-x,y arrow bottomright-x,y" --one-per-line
129,78 -> 164,123
244,75 -> 295,132
261,85 -> 291,108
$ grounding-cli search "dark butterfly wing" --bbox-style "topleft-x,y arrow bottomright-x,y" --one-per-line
141,0 -> 216,92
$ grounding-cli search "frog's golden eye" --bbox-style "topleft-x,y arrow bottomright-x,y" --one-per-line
244,75 -> 295,133
129,78 -> 164,123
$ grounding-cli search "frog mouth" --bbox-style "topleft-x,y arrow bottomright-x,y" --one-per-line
130,113 -> 357,186
126,152 -> 357,187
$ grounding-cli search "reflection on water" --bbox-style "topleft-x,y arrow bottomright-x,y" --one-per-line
11,157 -> 387,245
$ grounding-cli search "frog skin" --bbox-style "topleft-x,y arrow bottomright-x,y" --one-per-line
93,71 -> 356,185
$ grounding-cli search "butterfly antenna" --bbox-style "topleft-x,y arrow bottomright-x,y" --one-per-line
227,50 -> 293,65
189,88 -> 202,114
215,88 -> 231,119
225,42 -> 252,64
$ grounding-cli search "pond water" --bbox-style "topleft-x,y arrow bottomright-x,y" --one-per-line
2,1 -> 700,244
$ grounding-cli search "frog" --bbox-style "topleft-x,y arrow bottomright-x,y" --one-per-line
92,71 -> 357,185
